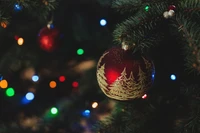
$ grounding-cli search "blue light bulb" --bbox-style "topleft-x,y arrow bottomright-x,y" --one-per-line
14,4 -> 22,11
82,110 -> 90,117
32,75 -> 39,82
170,74 -> 176,81
0,75 -> 3,81
100,19 -> 107,26
25,92 -> 35,100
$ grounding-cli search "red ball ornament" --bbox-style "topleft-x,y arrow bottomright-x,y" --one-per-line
96,46 -> 155,101
38,27 -> 60,52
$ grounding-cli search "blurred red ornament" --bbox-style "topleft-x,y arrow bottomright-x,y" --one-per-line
168,5 -> 176,10
38,27 -> 60,52
96,46 -> 155,101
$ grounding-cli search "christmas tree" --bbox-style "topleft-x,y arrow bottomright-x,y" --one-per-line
95,0 -> 200,133
0,0 -> 200,133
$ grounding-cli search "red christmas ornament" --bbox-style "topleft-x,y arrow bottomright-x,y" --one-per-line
38,27 -> 60,52
168,5 -> 176,11
96,46 -> 155,101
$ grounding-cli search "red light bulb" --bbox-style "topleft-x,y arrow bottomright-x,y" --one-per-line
72,81 -> 79,88
142,94 -> 147,99
59,76 -> 65,82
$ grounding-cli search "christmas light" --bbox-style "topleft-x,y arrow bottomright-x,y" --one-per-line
17,38 -> 24,45
49,81 -> 57,89
14,3 -> 22,11
0,75 -> 3,80
82,110 -> 90,117
1,22 -> 7,28
145,5 -> 150,11
0,79 -> 8,89
142,94 -> 147,99
25,92 -> 35,100
77,48 -> 84,55
47,23 -> 54,29
152,74 -> 155,79
92,102 -> 98,108
32,75 -> 39,82
6,87 -> 15,97
50,107 -> 58,115
14,35 -> 19,40
170,74 -> 176,81
59,76 -> 65,82
100,19 -> 107,26
72,81 -> 79,88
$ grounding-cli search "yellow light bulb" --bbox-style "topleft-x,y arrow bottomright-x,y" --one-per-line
92,102 -> 98,108
17,38 -> 24,45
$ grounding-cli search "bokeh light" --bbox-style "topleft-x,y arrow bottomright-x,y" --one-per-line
22,92 -> 35,104
1,21 -> 8,28
14,3 -> 22,11
47,23 -> 54,29
152,74 -> 155,79
50,107 -> 58,115
21,67 -> 35,80
77,48 -> 84,55
0,75 -> 3,80
6,87 -> 15,97
49,81 -> 57,89
25,92 -> 35,100
142,94 -> 147,99
82,110 -> 90,117
100,19 -> 107,26
145,5 -> 150,11
59,76 -> 65,82
0,79 -> 8,89
17,38 -> 24,45
170,74 -> 176,81
92,102 -> 98,108
32,75 -> 39,82
72,81 -> 79,88
14,35 -> 19,40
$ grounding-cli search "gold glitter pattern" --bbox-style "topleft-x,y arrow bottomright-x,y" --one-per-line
96,64 -> 109,95
97,65 -> 152,100
97,52 -> 109,68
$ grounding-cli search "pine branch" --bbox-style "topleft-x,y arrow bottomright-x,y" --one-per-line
112,1 -> 168,51
112,0 -> 172,14
0,0 -> 58,25
175,85 -> 200,133
112,0 -> 143,14
94,100 -> 156,133
178,0 -> 200,16
172,14 -> 200,74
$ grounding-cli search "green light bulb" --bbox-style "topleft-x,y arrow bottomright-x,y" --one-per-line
145,5 -> 149,11
6,87 -> 15,97
50,107 -> 58,114
77,48 -> 84,55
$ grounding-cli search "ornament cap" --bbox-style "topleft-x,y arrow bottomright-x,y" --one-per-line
121,42 -> 136,50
